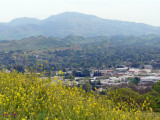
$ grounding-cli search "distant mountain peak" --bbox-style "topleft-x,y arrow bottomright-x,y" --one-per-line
44,12 -> 99,22
8,17 -> 40,26
0,12 -> 160,40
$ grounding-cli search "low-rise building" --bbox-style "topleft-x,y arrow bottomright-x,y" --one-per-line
139,76 -> 160,85
116,67 -> 128,72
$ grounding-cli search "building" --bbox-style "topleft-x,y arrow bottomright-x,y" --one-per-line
116,67 -> 128,72
144,65 -> 153,70
139,76 -> 160,85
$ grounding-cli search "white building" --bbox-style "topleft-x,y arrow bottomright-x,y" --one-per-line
116,67 -> 128,72
144,65 -> 153,70
139,76 -> 160,85
128,68 -> 141,75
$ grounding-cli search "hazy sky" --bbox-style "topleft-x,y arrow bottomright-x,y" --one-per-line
0,0 -> 159,26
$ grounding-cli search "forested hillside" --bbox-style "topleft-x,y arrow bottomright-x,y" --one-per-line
1,34 -> 160,70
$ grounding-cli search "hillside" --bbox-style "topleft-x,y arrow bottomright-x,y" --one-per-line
0,34 -> 160,51
1,35 -> 160,70
0,71 -> 160,120
0,35 -> 110,51
0,12 -> 160,40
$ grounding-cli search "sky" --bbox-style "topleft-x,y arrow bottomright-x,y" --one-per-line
0,0 -> 159,26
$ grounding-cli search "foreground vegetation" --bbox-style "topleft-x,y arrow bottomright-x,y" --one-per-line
0,71 -> 160,120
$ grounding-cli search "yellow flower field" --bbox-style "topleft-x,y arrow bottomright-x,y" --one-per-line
0,71 -> 160,120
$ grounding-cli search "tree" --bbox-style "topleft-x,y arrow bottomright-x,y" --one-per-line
153,81 -> 160,93
13,65 -> 25,73
128,77 -> 140,85
82,82 -> 92,92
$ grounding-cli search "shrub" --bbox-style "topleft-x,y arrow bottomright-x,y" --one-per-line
0,71 -> 159,119
107,88 -> 145,110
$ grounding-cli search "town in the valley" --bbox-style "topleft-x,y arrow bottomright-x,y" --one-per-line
17,64 -> 160,92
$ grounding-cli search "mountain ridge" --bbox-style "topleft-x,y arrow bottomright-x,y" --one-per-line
0,12 -> 160,40
0,34 -> 160,51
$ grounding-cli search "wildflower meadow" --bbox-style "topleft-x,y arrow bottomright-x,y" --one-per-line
0,71 -> 160,120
